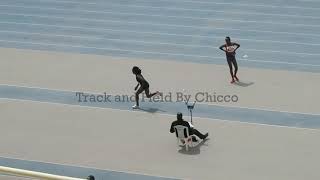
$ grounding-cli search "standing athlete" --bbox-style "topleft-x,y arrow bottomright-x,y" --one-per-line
132,66 -> 160,109
219,37 -> 240,83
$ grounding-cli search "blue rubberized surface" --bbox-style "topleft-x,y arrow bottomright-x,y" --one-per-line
0,0 -> 319,72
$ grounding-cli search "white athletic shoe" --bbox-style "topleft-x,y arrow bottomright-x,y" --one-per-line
132,105 -> 139,109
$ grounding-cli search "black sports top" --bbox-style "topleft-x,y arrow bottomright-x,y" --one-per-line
136,74 -> 149,88
220,42 -> 240,58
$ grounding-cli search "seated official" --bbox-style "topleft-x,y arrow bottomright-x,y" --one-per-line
170,112 -> 208,140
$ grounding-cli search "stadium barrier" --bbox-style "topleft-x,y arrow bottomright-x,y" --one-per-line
0,165 -> 87,180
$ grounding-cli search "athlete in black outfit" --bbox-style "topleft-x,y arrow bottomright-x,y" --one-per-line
219,37 -> 240,83
170,113 -> 208,141
132,66 -> 160,109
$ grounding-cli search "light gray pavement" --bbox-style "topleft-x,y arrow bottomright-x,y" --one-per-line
0,48 -> 319,114
1,100 -> 320,180
0,175 -> 33,180
0,48 -> 320,180
1,0 -> 320,179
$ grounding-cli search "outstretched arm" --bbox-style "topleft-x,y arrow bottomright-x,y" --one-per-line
219,44 -> 226,52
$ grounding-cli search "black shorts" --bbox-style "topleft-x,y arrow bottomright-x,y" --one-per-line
227,56 -> 236,62
136,85 -> 149,94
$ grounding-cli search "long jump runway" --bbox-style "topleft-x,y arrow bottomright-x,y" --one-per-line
0,0 -> 320,180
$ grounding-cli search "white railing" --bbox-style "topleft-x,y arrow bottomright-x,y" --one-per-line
0,166 -> 88,180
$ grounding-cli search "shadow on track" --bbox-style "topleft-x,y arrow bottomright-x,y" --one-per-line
178,138 -> 210,155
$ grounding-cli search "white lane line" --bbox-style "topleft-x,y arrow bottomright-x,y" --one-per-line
240,58 -> 320,66
0,38 -> 223,58
1,98 -> 319,131
1,11 -> 320,28
197,102 -> 320,116
0,156 -> 179,180
172,0 -> 320,9
20,0 -> 320,10
1,30 -> 320,56
1,83 -> 320,116
2,21 -> 320,39
1,14 -> 320,39
1,3 -> 320,20
0,39 -> 319,67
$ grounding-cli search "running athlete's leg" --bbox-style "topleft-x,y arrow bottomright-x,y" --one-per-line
145,88 -> 158,98
227,58 -> 235,83
135,87 -> 144,106
232,58 -> 239,81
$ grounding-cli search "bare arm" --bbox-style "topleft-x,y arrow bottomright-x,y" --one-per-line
219,44 -> 226,52
233,42 -> 240,51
